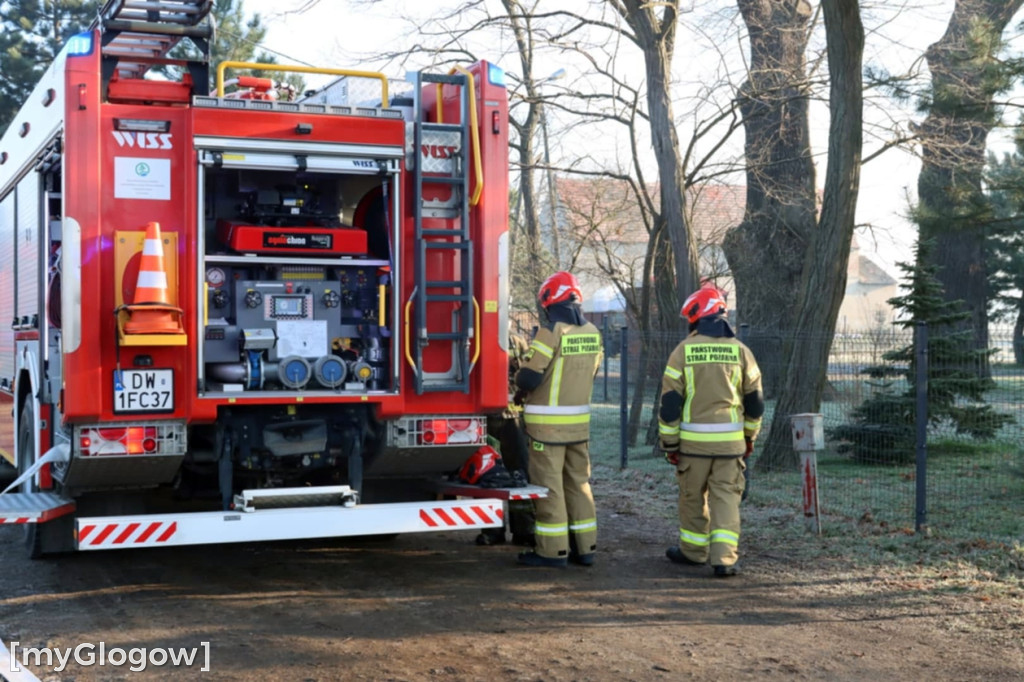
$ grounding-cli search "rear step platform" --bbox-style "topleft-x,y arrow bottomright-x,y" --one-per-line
1,484 -> 534,551
0,492 -> 76,524
233,485 -> 358,512
76,496 -> 506,550
432,481 -> 548,501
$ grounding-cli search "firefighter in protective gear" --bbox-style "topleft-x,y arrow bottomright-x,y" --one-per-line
660,283 -> 763,577
514,272 -> 603,567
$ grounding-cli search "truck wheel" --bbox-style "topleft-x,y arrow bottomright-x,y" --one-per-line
18,402 -> 74,559
0,455 -> 15,484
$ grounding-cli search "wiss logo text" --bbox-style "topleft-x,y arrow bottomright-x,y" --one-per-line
111,131 -> 173,149
421,144 -> 458,160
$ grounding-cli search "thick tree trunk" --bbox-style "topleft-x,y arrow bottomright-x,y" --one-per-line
760,0 -> 864,469
916,0 -> 1024,368
725,0 -> 816,396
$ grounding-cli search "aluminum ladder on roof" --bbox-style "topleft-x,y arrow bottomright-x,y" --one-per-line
410,70 -> 475,394
95,0 -> 214,85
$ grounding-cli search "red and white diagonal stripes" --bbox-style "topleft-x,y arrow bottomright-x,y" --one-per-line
419,505 -> 503,528
78,521 -> 178,548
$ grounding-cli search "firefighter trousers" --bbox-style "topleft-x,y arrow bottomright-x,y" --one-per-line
528,438 -> 597,560
675,455 -> 745,567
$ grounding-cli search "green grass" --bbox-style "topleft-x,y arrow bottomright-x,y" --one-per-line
587,396 -> 1024,548
581,349 -> 1024,589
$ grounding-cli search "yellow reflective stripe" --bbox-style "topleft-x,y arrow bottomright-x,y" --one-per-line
569,518 -> 597,532
683,367 -> 695,423
535,522 -> 568,537
549,357 -> 564,406
522,413 -> 591,425
659,423 -> 679,436
664,365 -> 682,380
744,420 -> 761,430
679,528 -> 709,546
530,340 -> 554,358
729,366 -> 741,423
524,405 -> 590,415
680,422 -> 742,433
711,529 -> 739,546
680,431 -> 745,443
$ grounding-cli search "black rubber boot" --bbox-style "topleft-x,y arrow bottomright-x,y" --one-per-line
569,552 -> 595,566
666,547 -> 705,566
516,551 -> 567,568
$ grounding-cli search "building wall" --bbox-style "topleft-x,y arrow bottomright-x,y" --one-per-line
837,283 -> 899,331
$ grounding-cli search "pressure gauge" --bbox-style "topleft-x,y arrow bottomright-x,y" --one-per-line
206,267 -> 226,288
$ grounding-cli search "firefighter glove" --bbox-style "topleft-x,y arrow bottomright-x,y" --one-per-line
513,388 -> 528,406
663,450 -> 680,466
744,437 -> 754,459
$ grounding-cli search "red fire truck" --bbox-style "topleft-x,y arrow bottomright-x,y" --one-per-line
0,0 -> 539,557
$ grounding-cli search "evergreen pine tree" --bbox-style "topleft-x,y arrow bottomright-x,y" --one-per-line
985,127 -> 1024,364
0,1 -> 100,133
164,0 -> 304,96
831,239 -> 1013,464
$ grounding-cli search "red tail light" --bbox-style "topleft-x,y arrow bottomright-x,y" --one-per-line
416,418 -> 484,446
81,426 -> 159,455
420,419 -> 449,445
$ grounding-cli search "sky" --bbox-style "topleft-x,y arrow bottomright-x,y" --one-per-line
241,0 -> 1024,277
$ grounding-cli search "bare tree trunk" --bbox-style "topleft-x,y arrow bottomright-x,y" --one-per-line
759,0 -> 864,469
618,0 -> 699,329
724,0 -> 816,396
502,0 -> 547,299
627,231 -> 678,445
916,0 -> 1024,371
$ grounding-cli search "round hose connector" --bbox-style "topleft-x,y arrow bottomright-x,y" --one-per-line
278,355 -> 312,390
313,355 -> 347,388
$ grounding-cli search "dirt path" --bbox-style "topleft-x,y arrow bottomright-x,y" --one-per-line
0,469 -> 1021,681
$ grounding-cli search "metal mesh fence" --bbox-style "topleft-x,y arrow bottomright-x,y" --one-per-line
586,324 -> 1024,544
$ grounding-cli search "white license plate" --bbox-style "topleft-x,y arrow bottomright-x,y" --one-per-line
114,370 -> 174,414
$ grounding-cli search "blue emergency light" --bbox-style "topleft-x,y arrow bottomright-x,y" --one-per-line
488,63 -> 506,88
66,32 -> 94,57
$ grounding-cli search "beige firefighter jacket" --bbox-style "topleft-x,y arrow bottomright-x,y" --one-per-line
659,332 -> 762,456
518,321 -> 603,444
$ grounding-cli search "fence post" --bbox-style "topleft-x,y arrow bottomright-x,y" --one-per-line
619,326 -> 629,470
915,321 -> 928,535
603,315 -> 610,402
739,323 -> 749,344
790,413 -> 824,535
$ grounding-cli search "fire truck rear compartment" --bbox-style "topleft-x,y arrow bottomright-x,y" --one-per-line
200,165 -> 395,395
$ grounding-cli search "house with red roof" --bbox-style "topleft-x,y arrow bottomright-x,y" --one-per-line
551,178 -> 897,331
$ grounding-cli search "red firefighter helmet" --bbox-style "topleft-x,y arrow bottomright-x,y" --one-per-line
681,283 -> 727,324
458,445 -> 503,485
538,271 -> 583,308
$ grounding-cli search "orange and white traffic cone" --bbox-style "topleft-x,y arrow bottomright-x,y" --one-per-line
122,221 -> 184,335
